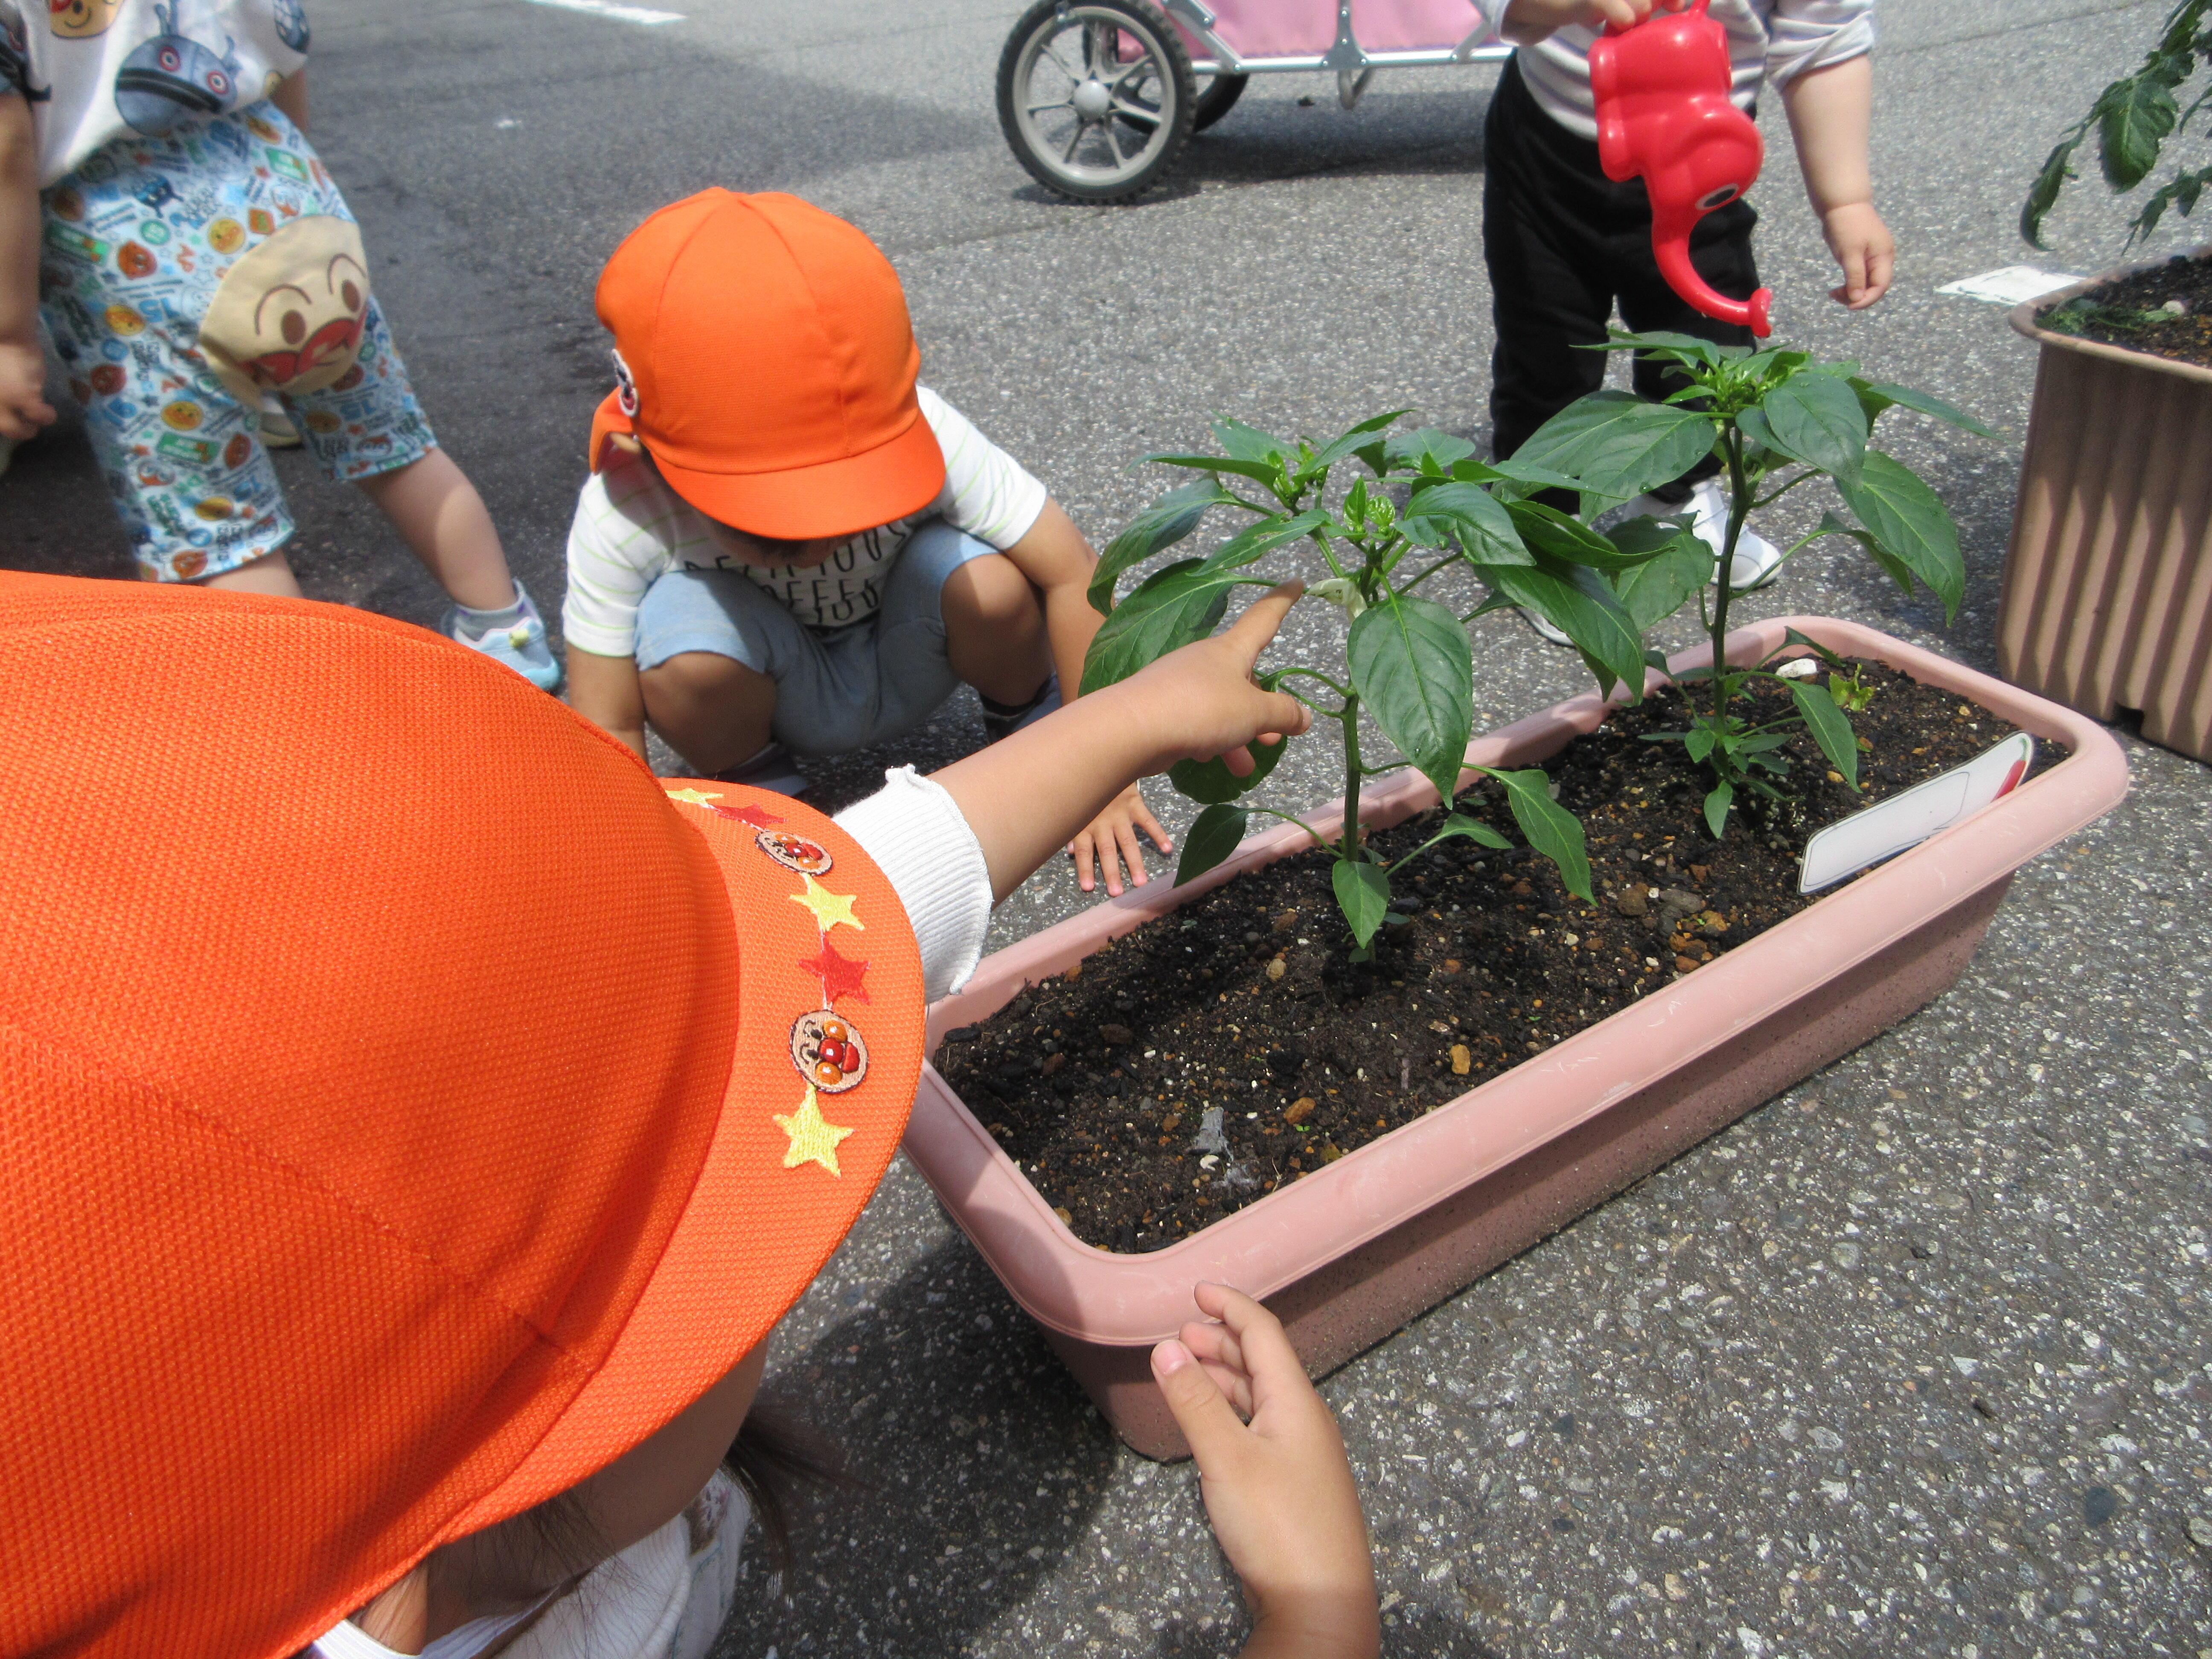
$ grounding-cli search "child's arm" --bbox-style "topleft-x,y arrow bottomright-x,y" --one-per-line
271,69 -> 310,134
1153,1284 -> 1380,1659
0,92 -> 56,445
1780,55 -> 1892,309
931,584 -> 1310,904
998,499 -> 1177,898
1496,0 -> 1676,48
566,646 -> 650,760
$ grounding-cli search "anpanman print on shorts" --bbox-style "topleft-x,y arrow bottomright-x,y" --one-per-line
36,102 -> 433,581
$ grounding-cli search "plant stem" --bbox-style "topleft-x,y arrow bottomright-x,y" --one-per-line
1709,424 -> 1751,748
1338,696 -> 1365,863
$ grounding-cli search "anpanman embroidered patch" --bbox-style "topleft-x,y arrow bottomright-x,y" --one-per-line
757,830 -> 832,875
791,1011 -> 867,1093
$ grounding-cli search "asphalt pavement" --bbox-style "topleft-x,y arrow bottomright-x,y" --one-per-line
4,0 -> 2209,1653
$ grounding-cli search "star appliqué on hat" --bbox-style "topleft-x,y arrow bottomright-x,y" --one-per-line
799,937 -> 871,1004
774,1084 -> 854,1176
789,874 -> 864,933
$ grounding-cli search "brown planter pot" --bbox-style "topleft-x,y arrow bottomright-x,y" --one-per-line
904,619 -> 2128,1458
2000,246 -> 2212,763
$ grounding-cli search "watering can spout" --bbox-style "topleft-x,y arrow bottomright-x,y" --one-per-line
1590,0 -> 1776,337
1651,220 -> 1775,336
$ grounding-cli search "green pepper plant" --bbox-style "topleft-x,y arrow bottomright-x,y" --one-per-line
1506,331 -> 1995,837
1080,410 -> 1647,958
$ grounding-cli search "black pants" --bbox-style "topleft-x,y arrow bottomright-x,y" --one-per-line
1482,55 -> 1760,477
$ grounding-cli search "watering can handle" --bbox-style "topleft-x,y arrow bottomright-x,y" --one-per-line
1601,0 -> 1709,36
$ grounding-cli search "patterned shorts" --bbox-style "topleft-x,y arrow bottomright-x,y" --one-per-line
38,105 -> 434,583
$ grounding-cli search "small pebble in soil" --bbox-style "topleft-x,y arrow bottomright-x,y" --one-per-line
1285,1097 -> 1315,1125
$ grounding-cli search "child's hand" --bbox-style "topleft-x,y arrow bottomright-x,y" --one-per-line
1501,0 -> 1682,45
0,337 -> 55,443
1822,203 -> 1894,309
1116,582 -> 1313,782
1069,781 -> 1172,897
1153,1285 -> 1379,1659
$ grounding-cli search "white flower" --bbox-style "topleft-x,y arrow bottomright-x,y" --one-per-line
1310,577 -> 1369,619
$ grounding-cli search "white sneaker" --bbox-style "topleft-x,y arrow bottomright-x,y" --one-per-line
1684,476 -> 1782,592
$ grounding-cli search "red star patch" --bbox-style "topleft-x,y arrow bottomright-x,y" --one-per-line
800,937 -> 871,1005
711,801 -> 783,828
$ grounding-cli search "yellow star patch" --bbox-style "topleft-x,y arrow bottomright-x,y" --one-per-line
789,874 -> 864,933
774,1084 -> 855,1176
664,788 -> 724,808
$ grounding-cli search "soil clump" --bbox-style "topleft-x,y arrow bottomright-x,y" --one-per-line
935,662 -> 2037,1252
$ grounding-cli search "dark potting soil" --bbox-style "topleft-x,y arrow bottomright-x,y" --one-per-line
2037,252 -> 2212,370
935,662 -> 2041,1253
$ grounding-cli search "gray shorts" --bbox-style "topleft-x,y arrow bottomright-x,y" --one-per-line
632,519 -> 999,756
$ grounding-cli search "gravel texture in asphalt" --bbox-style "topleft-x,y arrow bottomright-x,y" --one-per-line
5,1 -> 2208,1654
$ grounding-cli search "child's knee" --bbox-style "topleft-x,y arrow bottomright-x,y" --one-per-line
941,552 -> 1039,629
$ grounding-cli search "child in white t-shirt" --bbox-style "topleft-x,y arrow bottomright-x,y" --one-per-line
560,189 -> 1167,896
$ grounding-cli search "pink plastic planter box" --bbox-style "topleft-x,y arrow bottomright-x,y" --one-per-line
904,618 -> 2128,1458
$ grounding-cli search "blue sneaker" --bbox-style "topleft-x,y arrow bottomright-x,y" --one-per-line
442,581 -> 562,693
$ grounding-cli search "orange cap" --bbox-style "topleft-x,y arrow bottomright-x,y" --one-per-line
590,190 -> 946,540
0,572 -> 922,1658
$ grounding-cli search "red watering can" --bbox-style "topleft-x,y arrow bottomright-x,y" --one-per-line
1589,0 -> 1774,337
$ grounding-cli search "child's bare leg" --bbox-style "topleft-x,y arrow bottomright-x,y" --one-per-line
639,650 -> 778,774
941,553 -> 1051,706
199,549 -> 304,598
354,448 -> 517,611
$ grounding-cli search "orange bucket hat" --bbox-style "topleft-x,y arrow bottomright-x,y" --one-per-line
0,572 -> 922,1658
589,190 -> 947,541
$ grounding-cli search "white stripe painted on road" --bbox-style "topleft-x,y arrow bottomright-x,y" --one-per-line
521,0 -> 684,24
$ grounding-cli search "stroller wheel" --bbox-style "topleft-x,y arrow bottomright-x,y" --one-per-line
1192,72 -> 1247,131
997,0 -> 1196,202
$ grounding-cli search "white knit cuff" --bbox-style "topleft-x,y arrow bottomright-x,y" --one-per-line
832,767 -> 992,1002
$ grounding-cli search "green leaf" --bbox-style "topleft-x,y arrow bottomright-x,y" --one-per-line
1204,508 -> 1332,573
1211,416 -> 1292,466
1474,454 -> 1592,497
1752,370 -> 1869,487
1332,858 -> 1392,949
1475,767 -> 1592,903
1684,722 -> 1717,764
1403,480 -> 1530,565
1609,524 -> 1716,632
1851,379 -> 2000,442
1505,500 -> 1667,572
1601,329 -> 1728,367
1169,729 -> 1289,806
2131,160 -> 2212,243
1176,803 -> 1250,886
1089,478 -> 1245,614
1309,410 -> 1412,472
1436,812 -> 1513,850
2098,60 -> 2184,192
2021,128 -> 2087,248
1347,595 -> 1476,805
1080,559 -> 1240,693
1476,557 -> 1648,698
1703,777 -> 1735,839
1779,626 -> 1848,672
1834,450 -> 1966,623
1791,680 -> 1858,789
1509,390 -> 1718,502
1385,428 -> 1480,474
1142,452 -> 1285,488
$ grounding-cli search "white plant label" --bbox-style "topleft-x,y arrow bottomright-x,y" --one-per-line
1936,267 -> 2084,306
1799,731 -> 2034,894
